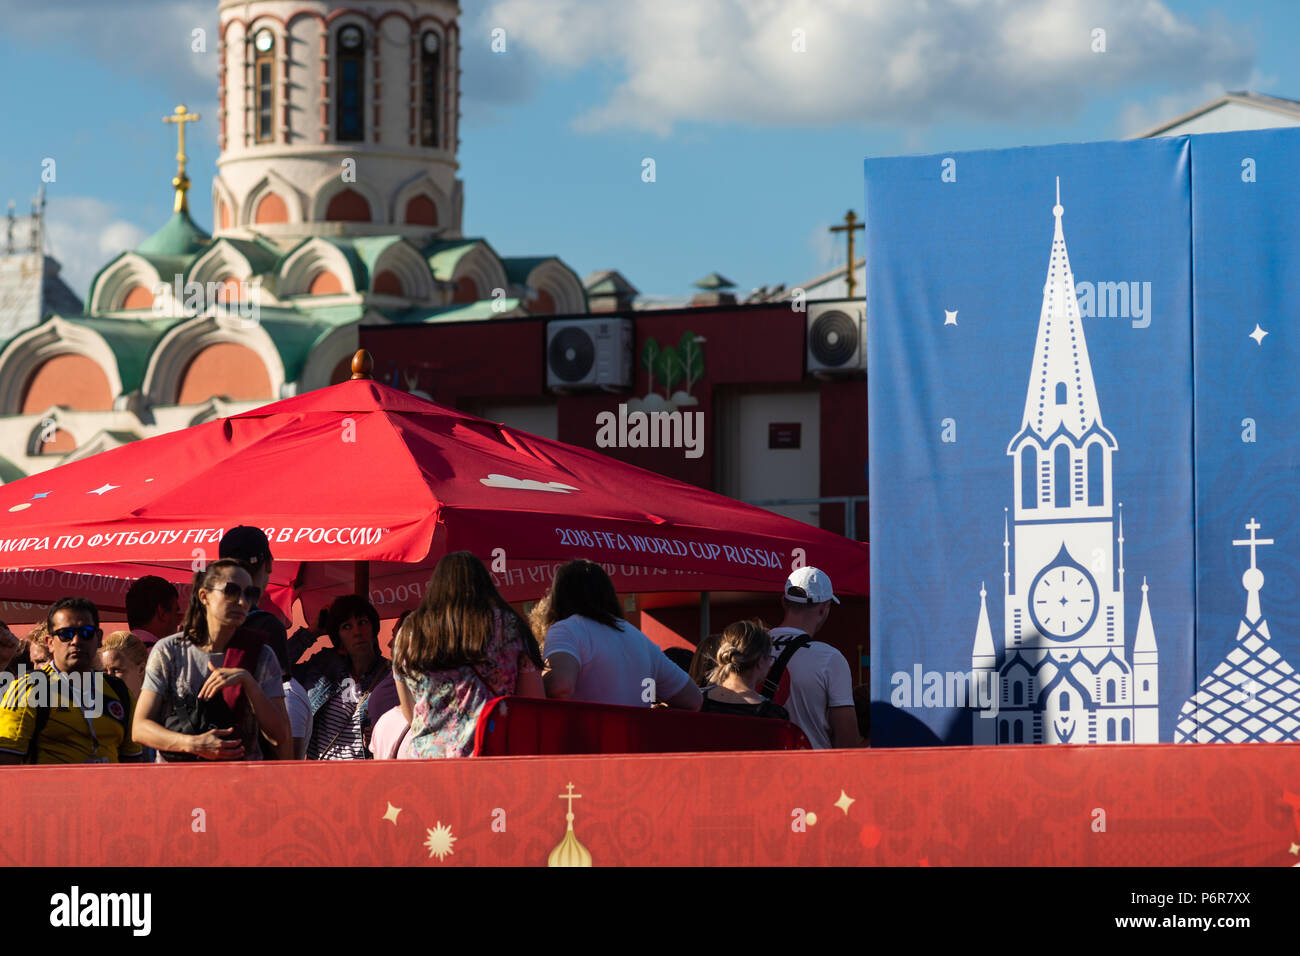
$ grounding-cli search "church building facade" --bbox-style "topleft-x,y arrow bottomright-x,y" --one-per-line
0,0 -> 589,481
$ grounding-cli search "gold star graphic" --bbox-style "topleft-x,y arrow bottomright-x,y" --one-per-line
424,822 -> 457,861
834,790 -> 855,815
1290,843 -> 1299,855
382,802 -> 402,825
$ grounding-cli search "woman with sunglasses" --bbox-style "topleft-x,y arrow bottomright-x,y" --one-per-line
133,559 -> 291,761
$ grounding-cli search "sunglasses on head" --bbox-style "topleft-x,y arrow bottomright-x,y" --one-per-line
211,582 -> 262,605
51,625 -> 99,643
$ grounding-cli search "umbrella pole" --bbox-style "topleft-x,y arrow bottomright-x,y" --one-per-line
354,560 -> 369,598
699,591 -> 711,643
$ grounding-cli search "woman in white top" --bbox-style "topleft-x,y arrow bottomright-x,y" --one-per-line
541,560 -> 701,711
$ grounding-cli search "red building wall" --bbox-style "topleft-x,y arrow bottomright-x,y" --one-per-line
361,302 -> 862,508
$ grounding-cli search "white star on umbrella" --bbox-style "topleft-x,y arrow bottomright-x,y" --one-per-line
88,483 -> 119,496
944,310 -> 958,326
1249,323 -> 1268,345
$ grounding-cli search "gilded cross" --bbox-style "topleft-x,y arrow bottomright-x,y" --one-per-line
163,104 -> 201,213
556,780 -> 582,816
829,210 -> 865,300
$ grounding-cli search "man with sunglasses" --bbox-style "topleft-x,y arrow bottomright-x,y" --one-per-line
0,598 -> 142,764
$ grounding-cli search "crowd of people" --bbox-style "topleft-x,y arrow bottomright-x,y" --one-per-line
0,526 -> 866,764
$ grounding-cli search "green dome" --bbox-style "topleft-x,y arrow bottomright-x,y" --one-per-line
137,210 -> 211,257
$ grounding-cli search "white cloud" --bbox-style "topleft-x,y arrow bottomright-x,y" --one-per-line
42,198 -> 148,302
0,0 -> 216,90
1115,68 -> 1280,138
808,221 -> 837,272
477,0 -> 1255,135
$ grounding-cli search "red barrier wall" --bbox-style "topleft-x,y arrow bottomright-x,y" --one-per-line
4,743 -> 1299,866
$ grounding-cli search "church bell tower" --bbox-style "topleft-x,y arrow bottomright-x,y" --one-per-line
214,0 -> 463,245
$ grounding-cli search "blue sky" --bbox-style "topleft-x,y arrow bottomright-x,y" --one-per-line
0,0 -> 1294,301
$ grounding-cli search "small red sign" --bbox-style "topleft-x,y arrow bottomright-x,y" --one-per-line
768,423 -> 801,449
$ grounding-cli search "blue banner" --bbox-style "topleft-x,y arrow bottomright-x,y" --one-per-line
866,138 -> 1197,746
1185,130 -> 1300,743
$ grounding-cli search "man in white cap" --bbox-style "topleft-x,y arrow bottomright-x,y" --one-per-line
763,566 -> 859,749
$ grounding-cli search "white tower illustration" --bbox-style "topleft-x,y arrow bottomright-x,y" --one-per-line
972,180 -> 1159,745
1175,519 -> 1300,742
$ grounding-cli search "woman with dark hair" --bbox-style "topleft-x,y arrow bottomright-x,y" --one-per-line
541,560 -> 701,711
299,594 -> 389,760
393,551 -> 545,758
133,559 -> 291,761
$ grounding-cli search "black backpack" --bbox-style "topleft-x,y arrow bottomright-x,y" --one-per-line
760,633 -> 812,701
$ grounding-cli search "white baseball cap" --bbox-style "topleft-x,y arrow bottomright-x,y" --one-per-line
784,566 -> 839,605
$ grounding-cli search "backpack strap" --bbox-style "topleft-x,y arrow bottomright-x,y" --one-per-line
101,674 -> 132,731
761,634 -> 812,700
219,627 -> 266,713
14,666 -> 54,764
26,691 -> 52,764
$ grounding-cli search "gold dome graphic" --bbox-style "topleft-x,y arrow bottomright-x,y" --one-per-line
548,781 -> 592,867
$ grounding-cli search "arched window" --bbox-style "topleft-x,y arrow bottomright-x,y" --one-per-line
1142,679 -> 1149,692
1087,442 -> 1103,506
420,32 -> 440,147
999,720 -> 1009,744
1021,446 -> 1037,510
254,193 -> 288,224
1105,679 -> 1116,703
1107,718 -> 1116,742
404,194 -> 437,226
1012,681 -> 1023,706
336,25 -> 365,142
1058,691 -> 1069,711
1054,444 -> 1070,507
1121,718 -> 1130,741
324,188 -> 371,222
253,28 -> 275,143
1055,382 -> 1067,404
1013,721 -> 1024,743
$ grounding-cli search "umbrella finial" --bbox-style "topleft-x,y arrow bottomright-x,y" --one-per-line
350,350 -> 374,380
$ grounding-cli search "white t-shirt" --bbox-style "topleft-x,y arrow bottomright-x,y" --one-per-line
768,626 -> 855,749
283,677 -> 312,748
543,615 -> 692,707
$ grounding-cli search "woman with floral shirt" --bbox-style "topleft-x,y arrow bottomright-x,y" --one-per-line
394,552 -> 545,757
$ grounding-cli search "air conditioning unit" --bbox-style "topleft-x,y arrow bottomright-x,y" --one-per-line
546,317 -> 633,391
806,300 -> 866,375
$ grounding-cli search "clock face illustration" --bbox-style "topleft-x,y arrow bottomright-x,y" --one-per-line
1028,546 -> 1099,641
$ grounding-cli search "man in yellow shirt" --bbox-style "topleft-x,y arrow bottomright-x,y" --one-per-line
0,598 -> 142,764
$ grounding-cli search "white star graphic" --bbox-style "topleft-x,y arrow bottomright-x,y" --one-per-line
1249,323 -> 1268,345
88,483 -> 119,496
944,310 -> 958,326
